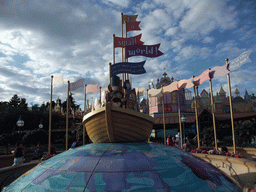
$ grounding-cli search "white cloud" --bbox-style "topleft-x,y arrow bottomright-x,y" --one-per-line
215,41 -> 246,59
165,27 -> 178,36
203,36 -> 214,43
179,0 -> 237,36
0,0 -> 254,109
102,0 -> 131,7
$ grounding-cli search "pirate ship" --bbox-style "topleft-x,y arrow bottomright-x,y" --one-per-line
82,14 -> 161,143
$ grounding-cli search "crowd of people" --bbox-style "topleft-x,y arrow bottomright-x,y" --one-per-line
12,142 -> 57,166
166,133 -> 191,150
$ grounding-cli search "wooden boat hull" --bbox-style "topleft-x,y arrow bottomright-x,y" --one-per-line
82,103 -> 155,143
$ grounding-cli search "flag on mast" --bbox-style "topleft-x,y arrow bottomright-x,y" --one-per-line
114,34 -> 144,48
178,77 -> 194,89
53,75 -> 64,85
126,21 -> 141,32
162,81 -> 178,93
210,63 -> 229,79
193,69 -> 211,86
148,88 -> 162,98
70,79 -> 85,91
86,83 -> 99,93
126,44 -> 163,58
123,15 -> 138,23
228,50 -> 253,71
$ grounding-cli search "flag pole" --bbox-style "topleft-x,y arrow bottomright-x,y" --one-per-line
146,89 -> 149,114
66,81 -> 70,150
137,88 -> 140,111
177,89 -> 183,149
113,34 -> 115,65
48,75 -> 53,154
125,21 -> 129,80
83,84 -> 87,145
99,86 -> 102,105
161,86 -> 166,145
109,62 -> 112,86
226,58 -> 236,154
121,13 -> 125,85
209,74 -> 218,150
193,83 -> 200,148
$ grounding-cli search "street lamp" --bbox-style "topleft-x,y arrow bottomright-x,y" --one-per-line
39,123 -> 43,129
16,116 -> 24,140
181,114 -> 187,143
39,119 -> 43,129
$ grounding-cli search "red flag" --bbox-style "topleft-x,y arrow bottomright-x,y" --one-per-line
126,21 -> 141,32
178,77 -> 194,89
163,81 -> 178,93
193,69 -> 210,86
114,34 -> 144,48
86,83 -> 98,93
123,15 -> 138,23
126,44 -> 163,58
210,63 -> 229,79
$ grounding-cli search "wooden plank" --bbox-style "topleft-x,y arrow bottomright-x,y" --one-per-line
105,103 -> 115,142
111,111 -> 153,126
94,135 -> 110,143
110,105 -> 155,123
86,124 -> 107,136
112,118 -> 152,132
114,129 -> 147,141
89,129 -> 109,143
113,123 -> 150,140
85,120 -> 106,133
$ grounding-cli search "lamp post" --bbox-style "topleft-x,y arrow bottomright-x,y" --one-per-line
39,123 -> 43,129
39,119 -> 43,129
181,114 -> 187,143
16,116 -> 24,141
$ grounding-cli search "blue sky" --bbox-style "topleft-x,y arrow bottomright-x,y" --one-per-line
0,0 -> 255,109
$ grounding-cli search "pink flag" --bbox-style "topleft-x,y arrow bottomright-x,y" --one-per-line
178,77 -> 194,89
148,88 -> 162,98
70,79 -> 85,91
114,34 -> 144,48
210,63 -> 229,79
162,81 -> 178,93
126,44 -> 163,58
126,21 -> 141,32
193,69 -> 210,86
86,83 -> 98,93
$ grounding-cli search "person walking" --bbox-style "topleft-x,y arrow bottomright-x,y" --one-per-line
167,135 -> 174,146
33,142 -> 44,160
175,133 -> 181,149
12,142 -> 25,166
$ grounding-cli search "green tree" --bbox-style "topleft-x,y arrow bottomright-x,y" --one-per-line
62,93 -> 80,114
9,94 -> 20,109
39,102 -> 47,114
32,103 -> 40,112
19,98 -> 28,111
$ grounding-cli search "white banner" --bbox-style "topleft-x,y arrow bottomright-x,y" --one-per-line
229,50 -> 253,71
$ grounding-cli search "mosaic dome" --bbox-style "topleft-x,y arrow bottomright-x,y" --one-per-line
3,142 -> 242,191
